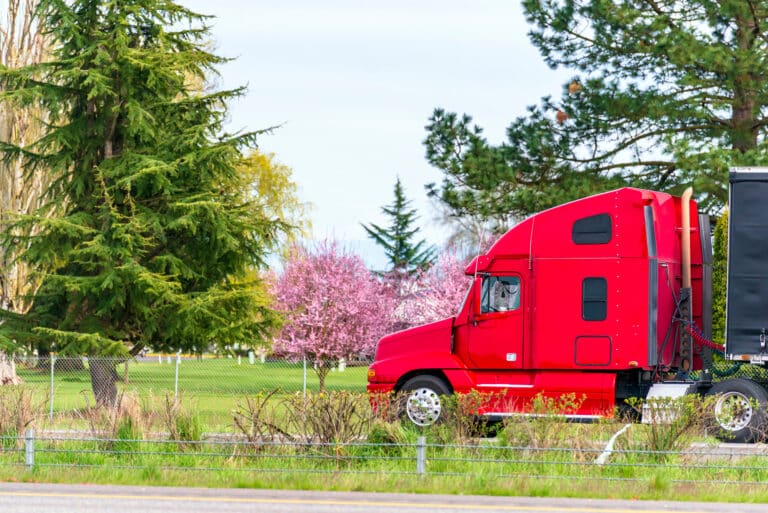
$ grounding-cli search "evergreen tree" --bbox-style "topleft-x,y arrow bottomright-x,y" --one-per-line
712,210 -> 728,344
425,1 -> 768,223
0,0 -> 287,405
362,178 -> 435,278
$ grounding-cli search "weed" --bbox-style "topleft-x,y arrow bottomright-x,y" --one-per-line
437,391 -> 499,443
77,391 -> 153,450
0,386 -> 44,448
161,393 -> 202,450
622,395 -> 708,461
497,394 -> 591,450
367,419 -> 407,446
364,419 -> 409,457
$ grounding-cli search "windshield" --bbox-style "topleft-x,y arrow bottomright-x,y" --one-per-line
457,281 -> 473,316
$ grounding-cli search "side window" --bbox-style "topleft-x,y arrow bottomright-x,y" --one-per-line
572,213 -> 612,244
582,277 -> 607,321
481,276 -> 520,313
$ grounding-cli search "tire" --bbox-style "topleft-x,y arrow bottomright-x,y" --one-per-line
706,378 -> 768,443
399,375 -> 451,427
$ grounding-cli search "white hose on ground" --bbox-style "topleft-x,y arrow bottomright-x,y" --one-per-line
595,423 -> 632,465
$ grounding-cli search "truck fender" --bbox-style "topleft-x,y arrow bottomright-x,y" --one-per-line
380,352 -> 469,392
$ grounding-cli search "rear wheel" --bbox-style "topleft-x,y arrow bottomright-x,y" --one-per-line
706,378 -> 768,443
399,375 -> 451,427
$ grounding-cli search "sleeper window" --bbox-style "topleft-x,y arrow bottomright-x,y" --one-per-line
582,277 -> 607,321
572,214 -> 612,244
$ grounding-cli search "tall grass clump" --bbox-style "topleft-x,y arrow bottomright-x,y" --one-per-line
0,386 -> 44,448
161,393 -> 202,450
78,391 -> 153,452
619,395 -> 709,462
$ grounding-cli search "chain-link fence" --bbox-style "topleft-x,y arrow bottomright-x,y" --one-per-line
709,359 -> 768,382
10,355 -> 371,427
10,354 -> 768,431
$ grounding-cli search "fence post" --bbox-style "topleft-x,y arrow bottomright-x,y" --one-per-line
302,356 -> 307,398
49,356 -> 55,421
416,436 -> 426,475
24,428 -> 34,471
174,351 -> 181,404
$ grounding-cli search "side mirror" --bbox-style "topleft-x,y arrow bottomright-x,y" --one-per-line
473,276 -> 483,317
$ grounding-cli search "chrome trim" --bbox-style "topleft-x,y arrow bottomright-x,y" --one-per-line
476,384 -> 534,389
482,412 -> 601,420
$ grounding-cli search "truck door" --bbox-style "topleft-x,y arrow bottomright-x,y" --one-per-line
467,274 -> 525,369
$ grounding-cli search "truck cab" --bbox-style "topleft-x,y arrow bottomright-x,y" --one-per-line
368,187 -> 708,426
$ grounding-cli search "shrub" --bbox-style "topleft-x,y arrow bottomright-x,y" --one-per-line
232,390 -> 290,448
283,391 -> 375,445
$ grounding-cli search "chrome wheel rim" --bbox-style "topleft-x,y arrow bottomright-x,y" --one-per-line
406,387 -> 442,426
714,391 -> 753,432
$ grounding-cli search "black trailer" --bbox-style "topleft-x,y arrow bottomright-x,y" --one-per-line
700,167 -> 768,442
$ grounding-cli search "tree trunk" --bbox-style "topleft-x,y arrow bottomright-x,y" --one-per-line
731,13 -> 759,153
0,352 -> 21,385
0,0 -> 48,389
314,359 -> 331,393
89,358 -> 118,407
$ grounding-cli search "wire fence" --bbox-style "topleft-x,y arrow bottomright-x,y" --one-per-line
3,430 -> 768,489
10,355 -> 372,424
6,355 -> 768,494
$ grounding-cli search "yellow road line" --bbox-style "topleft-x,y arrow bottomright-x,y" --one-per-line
0,491 -> 710,513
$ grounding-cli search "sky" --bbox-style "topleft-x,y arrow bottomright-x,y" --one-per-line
181,0 -> 571,268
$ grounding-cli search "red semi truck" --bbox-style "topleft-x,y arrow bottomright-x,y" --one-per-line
367,168 -> 768,442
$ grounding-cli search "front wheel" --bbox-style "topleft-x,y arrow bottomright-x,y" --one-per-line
399,375 -> 451,427
706,378 -> 768,443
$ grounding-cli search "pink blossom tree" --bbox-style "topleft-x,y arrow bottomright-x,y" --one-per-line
272,241 -> 394,391
393,234 -> 499,329
394,250 -> 471,328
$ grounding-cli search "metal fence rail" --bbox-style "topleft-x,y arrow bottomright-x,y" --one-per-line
4,430 -> 768,487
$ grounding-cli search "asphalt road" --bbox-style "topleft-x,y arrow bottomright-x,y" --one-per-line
0,483 -> 766,513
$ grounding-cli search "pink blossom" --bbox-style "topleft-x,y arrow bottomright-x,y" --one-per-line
392,235 -> 499,329
393,250 -> 471,328
271,240 -> 394,389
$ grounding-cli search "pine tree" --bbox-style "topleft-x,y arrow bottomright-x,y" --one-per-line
425,1 -> 768,223
0,0 -> 287,405
362,178 -> 435,278
712,211 -> 728,344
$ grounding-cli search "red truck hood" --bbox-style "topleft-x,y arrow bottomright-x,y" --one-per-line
374,317 -> 454,362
